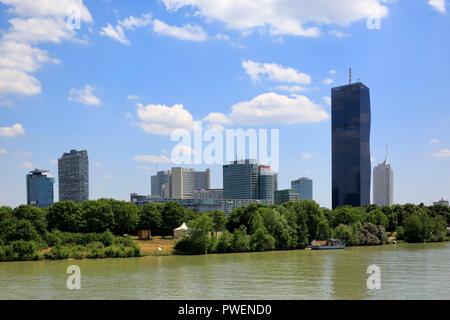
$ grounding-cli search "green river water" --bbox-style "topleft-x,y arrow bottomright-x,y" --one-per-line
0,242 -> 449,299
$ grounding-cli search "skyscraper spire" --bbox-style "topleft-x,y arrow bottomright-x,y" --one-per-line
384,145 -> 388,165
349,67 -> 352,84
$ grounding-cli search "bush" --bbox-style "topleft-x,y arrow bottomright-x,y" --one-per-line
47,246 -> 71,260
250,228 -> 275,251
99,230 -> 114,246
231,226 -> 250,252
11,240 -> 39,261
215,231 -> 232,253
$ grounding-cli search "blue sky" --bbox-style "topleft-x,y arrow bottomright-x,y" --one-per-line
0,0 -> 449,209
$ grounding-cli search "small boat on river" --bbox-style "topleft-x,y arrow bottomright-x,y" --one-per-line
311,239 -> 346,250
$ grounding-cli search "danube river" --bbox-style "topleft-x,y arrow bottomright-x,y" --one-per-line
1,242 -> 449,299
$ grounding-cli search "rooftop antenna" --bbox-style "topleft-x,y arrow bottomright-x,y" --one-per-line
384,145 -> 388,165
349,67 -> 352,84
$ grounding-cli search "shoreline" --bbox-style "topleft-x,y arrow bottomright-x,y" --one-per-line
6,240 -> 447,263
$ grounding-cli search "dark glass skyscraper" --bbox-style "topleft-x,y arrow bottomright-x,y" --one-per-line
223,160 -> 277,201
26,169 -> 54,208
58,149 -> 89,203
331,81 -> 371,209
223,159 -> 259,199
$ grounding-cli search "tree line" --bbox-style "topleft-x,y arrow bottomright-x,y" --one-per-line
174,202 -> 450,255
1,199 -> 449,260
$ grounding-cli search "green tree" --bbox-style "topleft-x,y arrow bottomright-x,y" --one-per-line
430,216 -> 447,242
80,200 -> 114,233
230,226 -> 250,252
47,201 -> 85,232
0,218 -> 40,243
207,210 -> 227,235
0,206 -> 13,222
12,205 -> 47,234
404,212 -> 433,243
139,203 -> 162,234
174,214 -> 213,254
249,227 -> 276,251
161,201 -> 187,237
216,231 -> 232,253
106,200 -> 139,235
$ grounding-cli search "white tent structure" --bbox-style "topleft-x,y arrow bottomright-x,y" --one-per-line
174,222 -> 188,239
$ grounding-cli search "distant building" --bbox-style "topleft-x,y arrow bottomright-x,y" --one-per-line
151,171 -> 169,197
373,155 -> 393,206
130,193 -> 162,206
433,198 -> 449,207
257,165 -> 277,201
26,169 -> 54,208
275,189 -> 300,204
192,189 -> 223,199
168,167 -> 210,199
223,160 -> 277,201
291,177 -> 313,201
58,149 -> 89,203
223,159 -> 259,199
130,193 -> 272,215
331,77 -> 371,209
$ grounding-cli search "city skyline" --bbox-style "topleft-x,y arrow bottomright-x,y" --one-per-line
1,0 -> 450,208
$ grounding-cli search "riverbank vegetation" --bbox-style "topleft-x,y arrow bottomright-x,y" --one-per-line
174,202 -> 450,255
0,200 -> 449,260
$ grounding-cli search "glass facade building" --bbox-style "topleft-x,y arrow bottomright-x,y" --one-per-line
291,177 -> 313,201
26,169 -> 54,208
223,160 -> 277,201
257,165 -> 277,202
58,149 -> 89,203
223,160 -> 259,199
151,171 -> 169,197
275,189 -> 300,204
331,82 -> 371,209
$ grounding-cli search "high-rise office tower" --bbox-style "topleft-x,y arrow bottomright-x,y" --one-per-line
373,153 -> 393,206
291,177 -> 313,201
331,72 -> 371,209
151,171 -> 169,197
58,149 -> 89,203
257,165 -> 277,201
223,159 -> 259,199
168,167 -> 210,199
223,160 -> 277,201
26,169 -> 55,208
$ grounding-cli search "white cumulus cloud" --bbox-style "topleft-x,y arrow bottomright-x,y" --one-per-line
428,0 -> 446,13
0,0 -> 92,97
160,0 -> 390,37
153,19 -> 208,41
203,112 -> 232,124
68,85 -> 101,106
136,103 -> 195,135
100,12 -> 152,45
242,60 -> 311,84
230,92 -> 329,125
0,123 -> 25,137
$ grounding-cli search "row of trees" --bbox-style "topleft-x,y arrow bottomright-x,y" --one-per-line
174,202 -> 450,255
1,200 -> 449,259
